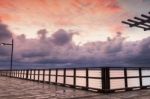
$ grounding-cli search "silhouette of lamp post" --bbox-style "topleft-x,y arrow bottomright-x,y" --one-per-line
0,39 -> 14,77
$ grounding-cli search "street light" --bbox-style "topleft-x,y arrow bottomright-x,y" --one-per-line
0,39 -> 14,77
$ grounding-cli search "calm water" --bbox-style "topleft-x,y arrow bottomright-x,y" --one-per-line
18,69 -> 150,90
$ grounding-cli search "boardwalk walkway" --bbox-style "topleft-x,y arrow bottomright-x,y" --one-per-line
0,76 -> 150,99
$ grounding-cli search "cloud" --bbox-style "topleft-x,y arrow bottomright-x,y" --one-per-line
37,29 -> 48,40
0,21 -> 12,58
143,0 -> 150,2
0,21 -> 12,42
22,50 -> 49,58
71,0 -> 121,14
0,22 -> 150,66
51,29 -> 75,46
126,37 -> 150,65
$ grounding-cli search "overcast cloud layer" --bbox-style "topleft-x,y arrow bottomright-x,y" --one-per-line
0,22 -> 150,67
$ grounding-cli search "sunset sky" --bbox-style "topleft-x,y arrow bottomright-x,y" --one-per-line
0,0 -> 150,67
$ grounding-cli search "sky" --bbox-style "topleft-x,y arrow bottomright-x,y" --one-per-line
0,0 -> 150,67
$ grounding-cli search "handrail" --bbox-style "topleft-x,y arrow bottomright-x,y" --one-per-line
0,67 -> 150,93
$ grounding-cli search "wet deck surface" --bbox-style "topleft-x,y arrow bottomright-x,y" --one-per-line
0,76 -> 150,99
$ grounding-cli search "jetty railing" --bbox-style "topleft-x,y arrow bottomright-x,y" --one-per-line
0,67 -> 150,93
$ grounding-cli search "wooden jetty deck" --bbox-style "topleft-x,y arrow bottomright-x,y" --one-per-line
0,76 -> 150,99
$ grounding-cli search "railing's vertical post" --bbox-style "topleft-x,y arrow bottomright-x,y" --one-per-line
21,70 -> 22,78
14,70 -> 15,77
5,71 -> 6,76
30,70 -> 32,80
101,67 -> 110,93
15,70 -> 16,77
8,70 -> 10,77
5,71 -> 7,76
86,68 -> 89,90
38,69 -> 40,82
34,69 -> 35,81
64,68 -> 66,85
12,70 -> 13,77
26,70 -> 29,79
56,69 -> 58,84
17,70 -> 19,78
43,69 -> 45,83
73,68 -> 76,88
9,70 -> 11,77
23,70 -> 24,79
14,70 -> 16,77
19,70 -> 21,78
20,70 -> 21,78
11,70 -> 13,77
11,70 -> 12,77
18,70 -> 19,78
139,68 -> 143,88
6,71 -> 7,76
13,70 -> 15,77
124,68 -> 128,91
49,69 -> 51,84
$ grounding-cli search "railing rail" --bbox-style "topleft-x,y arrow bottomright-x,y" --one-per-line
1,67 -> 150,93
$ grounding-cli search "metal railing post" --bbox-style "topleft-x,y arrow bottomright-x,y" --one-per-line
56,69 -> 58,84
139,68 -> 143,88
101,67 -> 110,93
34,69 -> 36,80
43,69 -> 45,83
26,70 -> 29,79
38,69 -> 40,82
86,68 -> 89,90
124,68 -> 128,91
73,69 -> 76,88
49,69 -> 51,84
64,69 -> 66,85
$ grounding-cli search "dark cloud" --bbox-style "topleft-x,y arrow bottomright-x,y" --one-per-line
126,37 -> 150,65
16,34 -> 26,41
143,0 -> 150,2
0,21 -> 12,42
0,22 -> 12,57
37,29 -> 48,40
51,29 -> 74,46
0,48 -> 10,56
22,50 -> 49,58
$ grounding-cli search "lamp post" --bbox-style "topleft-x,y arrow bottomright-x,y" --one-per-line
0,39 -> 14,77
